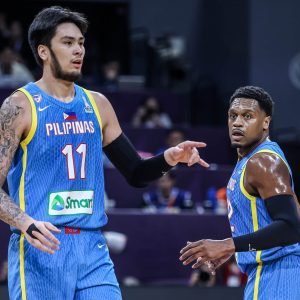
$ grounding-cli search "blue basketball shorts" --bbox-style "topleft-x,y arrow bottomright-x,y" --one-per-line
8,228 -> 121,300
244,254 -> 300,300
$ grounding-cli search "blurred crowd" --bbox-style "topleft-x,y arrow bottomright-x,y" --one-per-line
0,14 -> 34,87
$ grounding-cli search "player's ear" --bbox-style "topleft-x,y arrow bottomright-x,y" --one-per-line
263,116 -> 271,130
38,45 -> 49,63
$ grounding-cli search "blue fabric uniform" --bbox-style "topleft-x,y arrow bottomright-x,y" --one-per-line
7,83 -> 121,300
227,139 -> 300,300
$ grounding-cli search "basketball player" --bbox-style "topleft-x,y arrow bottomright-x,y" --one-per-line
0,6 -> 209,300
180,86 -> 300,299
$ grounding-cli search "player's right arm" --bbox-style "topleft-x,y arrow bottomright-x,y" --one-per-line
90,91 -> 208,187
0,92 -> 60,254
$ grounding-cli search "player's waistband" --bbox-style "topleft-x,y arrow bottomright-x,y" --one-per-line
12,226 -> 101,235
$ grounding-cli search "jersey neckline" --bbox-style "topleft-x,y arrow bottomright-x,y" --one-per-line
28,82 -> 81,109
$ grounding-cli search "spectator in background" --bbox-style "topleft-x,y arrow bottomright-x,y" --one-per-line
142,170 -> 193,212
222,257 -> 247,287
189,257 -> 246,287
0,260 -> 8,285
100,60 -> 120,91
0,13 -> 10,45
132,95 -> 172,128
150,32 -> 188,91
189,263 -> 216,287
156,128 -> 186,154
0,46 -> 34,88
9,21 -> 26,60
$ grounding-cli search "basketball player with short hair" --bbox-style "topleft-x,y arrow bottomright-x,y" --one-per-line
180,86 -> 300,299
0,6 -> 209,300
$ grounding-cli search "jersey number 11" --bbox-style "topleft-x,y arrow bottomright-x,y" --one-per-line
62,143 -> 87,180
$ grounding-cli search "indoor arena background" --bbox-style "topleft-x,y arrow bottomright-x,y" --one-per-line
0,1 -> 300,299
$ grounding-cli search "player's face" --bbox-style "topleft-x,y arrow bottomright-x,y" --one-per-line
49,22 -> 85,82
228,98 -> 270,150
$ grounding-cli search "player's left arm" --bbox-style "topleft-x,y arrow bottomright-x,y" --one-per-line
179,153 -> 300,270
90,91 -> 209,187
232,152 -> 300,251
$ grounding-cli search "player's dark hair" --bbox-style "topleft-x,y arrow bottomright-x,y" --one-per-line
229,86 -> 274,117
28,6 -> 88,66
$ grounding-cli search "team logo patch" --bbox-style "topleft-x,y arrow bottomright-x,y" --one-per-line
48,190 -> 94,215
84,106 -> 93,113
82,96 -> 93,113
33,94 -> 42,103
63,112 -> 77,120
227,178 -> 236,191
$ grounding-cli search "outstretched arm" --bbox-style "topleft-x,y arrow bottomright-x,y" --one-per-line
92,91 -> 209,187
0,92 -> 60,254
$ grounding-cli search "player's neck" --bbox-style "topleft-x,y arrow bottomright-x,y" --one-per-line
237,134 -> 269,159
36,72 -> 75,103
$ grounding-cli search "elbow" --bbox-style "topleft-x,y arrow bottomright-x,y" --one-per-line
127,175 -> 148,188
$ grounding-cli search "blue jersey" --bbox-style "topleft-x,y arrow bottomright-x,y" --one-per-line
227,139 -> 300,273
7,82 -> 107,229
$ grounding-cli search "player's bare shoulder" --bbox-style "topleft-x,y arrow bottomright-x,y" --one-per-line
89,91 -> 111,109
245,151 -> 292,197
88,91 -> 117,126
247,152 -> 287,177
88,90 -> 122,146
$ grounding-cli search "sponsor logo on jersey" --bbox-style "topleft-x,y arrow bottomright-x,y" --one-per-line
45,121 -> 95,136
48,190 -> 94,215
51,195 -> 65,211
64,112 -> 77,120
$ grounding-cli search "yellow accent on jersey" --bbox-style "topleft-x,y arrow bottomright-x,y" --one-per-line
20,234 -> 27,300
16,88 -> 37,300
240,167 -> 256,201
253,262 -> 262,300
17,88 -> 37,145
83,89 -> 103,140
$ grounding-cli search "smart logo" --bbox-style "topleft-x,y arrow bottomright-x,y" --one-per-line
49,190 -> 94,215
51,195 -> 65,211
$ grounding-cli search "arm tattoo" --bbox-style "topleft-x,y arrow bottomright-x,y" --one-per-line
0,96 -> 23,180
0,190 -> 27,228
0,95 -> 28,228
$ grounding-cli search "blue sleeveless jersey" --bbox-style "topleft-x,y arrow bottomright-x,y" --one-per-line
227,139 -> 300,272
7,82 -> 107,229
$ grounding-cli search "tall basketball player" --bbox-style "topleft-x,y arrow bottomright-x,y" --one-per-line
0,6 -> 209,300
180,86 -> 300,299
